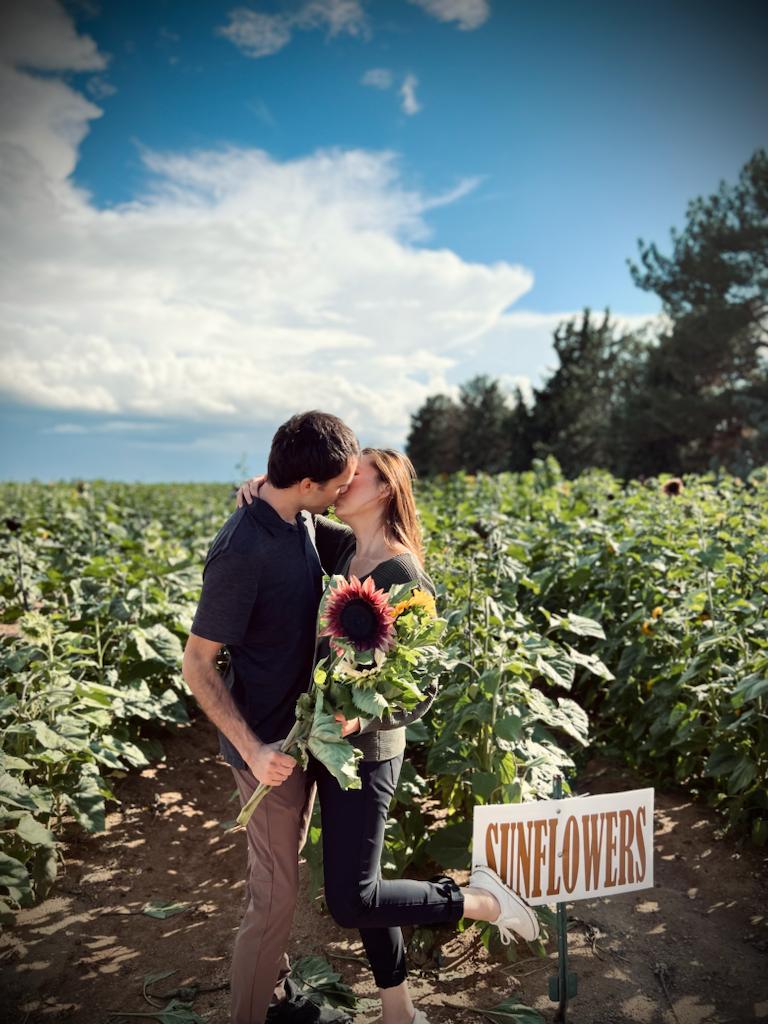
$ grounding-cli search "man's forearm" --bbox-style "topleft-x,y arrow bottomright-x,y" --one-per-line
182,652 -> 262,762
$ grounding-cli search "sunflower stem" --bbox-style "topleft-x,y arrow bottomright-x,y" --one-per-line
235,645 -> 346,828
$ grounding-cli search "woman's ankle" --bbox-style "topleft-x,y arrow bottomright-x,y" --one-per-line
379,980 -> 414,1024
461,884 -> 501,922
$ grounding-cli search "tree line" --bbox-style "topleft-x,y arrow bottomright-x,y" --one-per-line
406,149 -> 768,479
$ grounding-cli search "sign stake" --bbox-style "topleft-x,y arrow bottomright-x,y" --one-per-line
548,774 -> 578,1021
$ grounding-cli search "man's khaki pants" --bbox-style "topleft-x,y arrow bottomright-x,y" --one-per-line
230,761 -> 316,1024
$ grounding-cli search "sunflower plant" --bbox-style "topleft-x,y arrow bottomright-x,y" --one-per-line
236,575 -> 445,827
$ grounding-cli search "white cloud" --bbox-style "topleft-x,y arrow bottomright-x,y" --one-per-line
361,67 -> 393,90
217,9 -> 293,58
42,423 -> 88,435
0,63 -> 103,183
421,176 -> 484,210
399,73 -> 421,115
125,432 -> 263,454
86,75 -> 116,100
0,4 -> 533,443
217,1 -> 367,59
0,1 -> 652,452
0,0 -> 106,70
43,420 -> 168,435
0,134 -> 534,435
362,69 -> 429,123
300,0 -> 366,38
407,0 -> 490,31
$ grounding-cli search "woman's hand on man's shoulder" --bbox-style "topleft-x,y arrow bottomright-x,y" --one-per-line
235,475 -> 266,509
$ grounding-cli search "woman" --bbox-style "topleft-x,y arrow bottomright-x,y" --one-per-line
240,449 -> 538,1024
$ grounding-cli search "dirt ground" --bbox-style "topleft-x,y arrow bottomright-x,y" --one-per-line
1,720 -> 767,1024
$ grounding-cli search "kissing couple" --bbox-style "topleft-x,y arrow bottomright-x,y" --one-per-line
182,410 -> 539,1024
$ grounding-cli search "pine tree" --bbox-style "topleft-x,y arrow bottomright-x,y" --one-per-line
529,310 -> 647,476
405,394 -> 462,476
457,375 -> 511,473
627,148 -> 768,474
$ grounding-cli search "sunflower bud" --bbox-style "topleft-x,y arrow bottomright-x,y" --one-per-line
661,478 -> 684,496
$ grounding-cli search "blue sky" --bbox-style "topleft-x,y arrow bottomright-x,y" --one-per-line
0,0 -> 766,481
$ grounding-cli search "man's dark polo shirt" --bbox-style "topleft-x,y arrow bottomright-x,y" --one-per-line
190,497 -> 323,770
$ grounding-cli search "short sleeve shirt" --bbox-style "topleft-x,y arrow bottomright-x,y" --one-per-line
191,498 -> 323,768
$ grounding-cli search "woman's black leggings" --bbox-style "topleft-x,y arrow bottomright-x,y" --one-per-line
311,751 -> 465,989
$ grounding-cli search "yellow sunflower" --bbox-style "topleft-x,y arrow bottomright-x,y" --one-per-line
393,589 -> 437,620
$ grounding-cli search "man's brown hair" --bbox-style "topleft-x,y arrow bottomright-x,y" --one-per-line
268,411 -> 359,488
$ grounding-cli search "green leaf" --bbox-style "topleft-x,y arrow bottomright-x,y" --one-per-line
496,713 -> 524,742
0,771 -> 39,811
142,900 -> 192,919
306,692 -> 361,792
291,955 -> 357,1010
30,720 -> 71,751
550,612 -> 606,640
63,765 -> 106,832
496,751 -> 517,786
146,623 -> 184,662
733,674 -> 768,702
535,652 -> 575,690
386,581 -> 419,605
524,690 -> 589,745
90,734 -> 150,770
728,756 -> 757,794
475,997 -> 546,1022
130,624 -> 184,667
108,998 -> 207,1023
703,745 -> 742,777
143,970 -> 178,1007
109,595 -> 134,622
29,842 -> 57,899
405,719 -> 430,743
423,820 -> 472,870
394,760 -> 426,806
15,812 -> 55,848
0,851 -> 31,904
472,770 -> 499,803
351,687 -> 390,718
0,693 -> 19,716
565,645 -> 615,680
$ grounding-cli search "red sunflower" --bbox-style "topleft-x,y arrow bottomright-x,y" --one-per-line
320,575 -> 396,654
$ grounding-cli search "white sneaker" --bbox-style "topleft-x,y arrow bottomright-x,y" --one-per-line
410,1011 -> 430,1024
469,864 -> 540,943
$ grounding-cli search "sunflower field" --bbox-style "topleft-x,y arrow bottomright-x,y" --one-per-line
1,460 -> 766,925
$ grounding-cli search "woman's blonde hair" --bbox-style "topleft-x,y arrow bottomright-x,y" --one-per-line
363,447 -> 424,565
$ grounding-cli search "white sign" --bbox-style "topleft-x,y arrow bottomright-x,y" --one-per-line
472,788 -> 654,907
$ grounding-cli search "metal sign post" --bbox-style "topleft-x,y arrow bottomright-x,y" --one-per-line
547,774 -> 577,1022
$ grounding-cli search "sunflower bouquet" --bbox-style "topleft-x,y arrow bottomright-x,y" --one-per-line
236,575 -> 445,827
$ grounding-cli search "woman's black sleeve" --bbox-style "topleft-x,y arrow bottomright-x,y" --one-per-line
313,514 -> 354,575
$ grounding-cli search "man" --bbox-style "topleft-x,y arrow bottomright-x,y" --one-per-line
182,411 -> 359,1024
